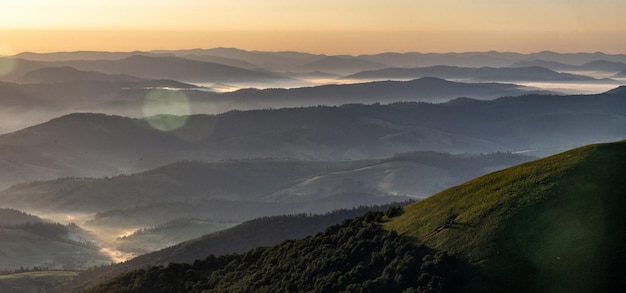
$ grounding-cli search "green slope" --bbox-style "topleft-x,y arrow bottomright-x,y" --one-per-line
385,140 -> 626,292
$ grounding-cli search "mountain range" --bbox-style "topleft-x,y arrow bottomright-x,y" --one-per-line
0,75 -> 551,135
12,48 -> 626,70
1,87 -> 625,190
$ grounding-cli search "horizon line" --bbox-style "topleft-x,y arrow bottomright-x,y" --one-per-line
4,47 -> 626,58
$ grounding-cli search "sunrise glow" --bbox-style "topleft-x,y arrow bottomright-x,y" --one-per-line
1,0 -> 625,55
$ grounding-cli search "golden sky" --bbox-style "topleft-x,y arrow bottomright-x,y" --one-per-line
1,0 -> 625,55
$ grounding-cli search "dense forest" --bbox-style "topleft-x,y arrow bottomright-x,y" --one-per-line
85,210 -> 462,293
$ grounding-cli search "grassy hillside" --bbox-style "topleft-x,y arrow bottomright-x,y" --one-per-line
386,140 -> 626,292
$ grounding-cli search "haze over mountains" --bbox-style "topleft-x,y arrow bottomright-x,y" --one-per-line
0,151 -> 531,262
1,47 -> 625,292
1,87 -> 625,191
2,48 -> 625,134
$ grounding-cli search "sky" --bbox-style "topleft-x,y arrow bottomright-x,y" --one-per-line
0,0 -> 625,55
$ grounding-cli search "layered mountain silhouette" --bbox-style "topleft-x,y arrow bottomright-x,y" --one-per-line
1,55 -> 287,84
344,65 -> 615,83
510,59 -> 626,72
9,49 -> 626,76
1,87 -> 625,190
216,77 -> 551,109
16,66 -> 145,84
299,55 -> 388,74
0,76 -> 549,135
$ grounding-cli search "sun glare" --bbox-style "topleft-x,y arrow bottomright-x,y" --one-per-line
142,89 -> 191,132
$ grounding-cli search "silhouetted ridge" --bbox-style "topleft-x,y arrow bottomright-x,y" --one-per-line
604,85 -> 626,95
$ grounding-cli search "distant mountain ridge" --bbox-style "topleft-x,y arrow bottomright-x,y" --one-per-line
0,77 -> 550,134
10,48 -> 626,73
1,55 -> 288,84
0,88 -> 625,190
16,66 -> 145,84
510,59 -> 626,72
344,65 -> 616,83
217,77 -> 550,108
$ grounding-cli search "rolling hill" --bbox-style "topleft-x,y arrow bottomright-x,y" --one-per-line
0,152 -> 529,252
76,140 -> 626,293
386,140 -> 626,291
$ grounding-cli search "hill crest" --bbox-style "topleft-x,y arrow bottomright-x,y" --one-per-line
386,140 -> 626,291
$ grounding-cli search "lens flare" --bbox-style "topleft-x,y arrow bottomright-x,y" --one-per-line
142,89 -> 190,131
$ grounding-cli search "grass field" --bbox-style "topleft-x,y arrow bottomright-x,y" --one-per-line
385,140 -> 626,292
